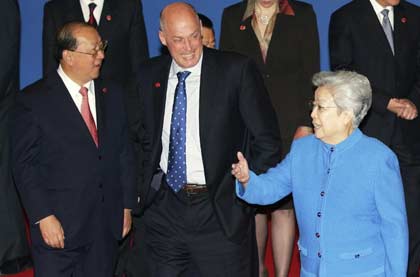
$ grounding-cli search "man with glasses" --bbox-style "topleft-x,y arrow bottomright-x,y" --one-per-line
11,22 -> 136,277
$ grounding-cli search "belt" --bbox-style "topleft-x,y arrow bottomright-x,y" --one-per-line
182,184 -> 208,195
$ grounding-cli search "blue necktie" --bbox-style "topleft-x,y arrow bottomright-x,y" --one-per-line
166,71 -> 191,192
381,9 -> 394,55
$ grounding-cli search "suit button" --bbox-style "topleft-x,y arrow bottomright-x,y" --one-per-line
318,252 -> 322,258
317,212 -> 321,217
99,184 -> 103,188
320,191 -> 325,197
98,155 -> 102,160
315,232 -> 320,238
327,168 -> 330,174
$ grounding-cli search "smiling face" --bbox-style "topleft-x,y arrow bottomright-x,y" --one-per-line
159,3 -> 203,69
310,86 -> 354,145
62,26 -> 104,85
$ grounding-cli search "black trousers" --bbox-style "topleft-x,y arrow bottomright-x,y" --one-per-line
392,144 -> 420,277
143,183 -> 258,277
32,206 -> 118,277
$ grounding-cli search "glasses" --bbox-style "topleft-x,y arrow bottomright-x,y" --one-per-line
309,101 -> 338,113
69,40 -> 108,57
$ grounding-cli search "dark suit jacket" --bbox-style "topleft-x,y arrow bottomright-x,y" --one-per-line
329,0 -> 420,147
220,0 -> 320,154
43,0 -> 149,84
0,0 -> 30,265
11,72 -> 137,248
133,48 -> 282,243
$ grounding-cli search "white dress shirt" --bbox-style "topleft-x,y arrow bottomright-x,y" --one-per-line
57,65 -> 97,126
369,0 -> 395,29
80,0 -> 104,25
159,55 -> 206,185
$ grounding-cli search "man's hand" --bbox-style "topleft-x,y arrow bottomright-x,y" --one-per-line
231,152 -> 250,186
122,209 -> 132,238
39,215 -> 65,248
293,126 -> 313,140
387,98 -> 418,120
397,99 -> 418,120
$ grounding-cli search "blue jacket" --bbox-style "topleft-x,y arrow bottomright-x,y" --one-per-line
237,129 -> 408,276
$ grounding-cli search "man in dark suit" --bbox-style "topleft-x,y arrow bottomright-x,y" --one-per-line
11,22 -> 136,277
329,0 -> 420,275
43,0 -> 149,84
132,2 -> 281,276
0,0 -> 31,274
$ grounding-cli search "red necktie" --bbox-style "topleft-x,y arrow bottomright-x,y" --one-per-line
79,87 -> 98,147
88,3 -> 98,27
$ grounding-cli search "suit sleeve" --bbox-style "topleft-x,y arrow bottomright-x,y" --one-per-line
238,58 -> 282,173
407,25 -> 420,110
219,8 -> 235,51
329,11 -> 390,115
42,2 -> 59,77
11,95 -> 53,225
299,6 -> 320,127
374,152 -> 408,275
128,0 -> 149,78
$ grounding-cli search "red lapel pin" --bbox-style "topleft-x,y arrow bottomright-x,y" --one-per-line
106,15 -> 112,21
401,17 -> 407,23
102,87 -> 108,94
239,25 -> 246,31
154,82 -> 161,88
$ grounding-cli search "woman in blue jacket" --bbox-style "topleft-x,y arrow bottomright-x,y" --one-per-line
232,71 -> 408,276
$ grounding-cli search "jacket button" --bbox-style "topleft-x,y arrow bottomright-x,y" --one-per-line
317,212 -> 321,217
320,191 -> 325,197
315,232 -> 320,238
318,252 -> 321,258
99,184 -> 103,188
98,155 -> 102,160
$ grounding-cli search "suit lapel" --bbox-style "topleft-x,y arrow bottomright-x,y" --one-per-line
359,0 -> 394,56
94,79 -> 106,149
199,50 -> 218,183
98,0 -> 117,40
393,4 -> 408,58
240,16 -> 265,66
45,72 -> 97,148
63,0 -> 84,23
151,59 -> 171,159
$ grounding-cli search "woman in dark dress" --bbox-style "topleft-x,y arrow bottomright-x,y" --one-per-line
220,0 -> 320,275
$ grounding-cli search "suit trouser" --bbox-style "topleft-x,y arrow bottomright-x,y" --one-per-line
143,182 -> 258,277
31,206 -> 118,277
392,144 -> 420,277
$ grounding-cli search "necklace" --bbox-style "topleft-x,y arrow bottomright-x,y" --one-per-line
258,14 -> 270,25
255,4 -> 276,26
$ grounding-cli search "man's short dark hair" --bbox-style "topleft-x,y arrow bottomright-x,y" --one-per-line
198,13 -> 213,30
54,22 -> 94,61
